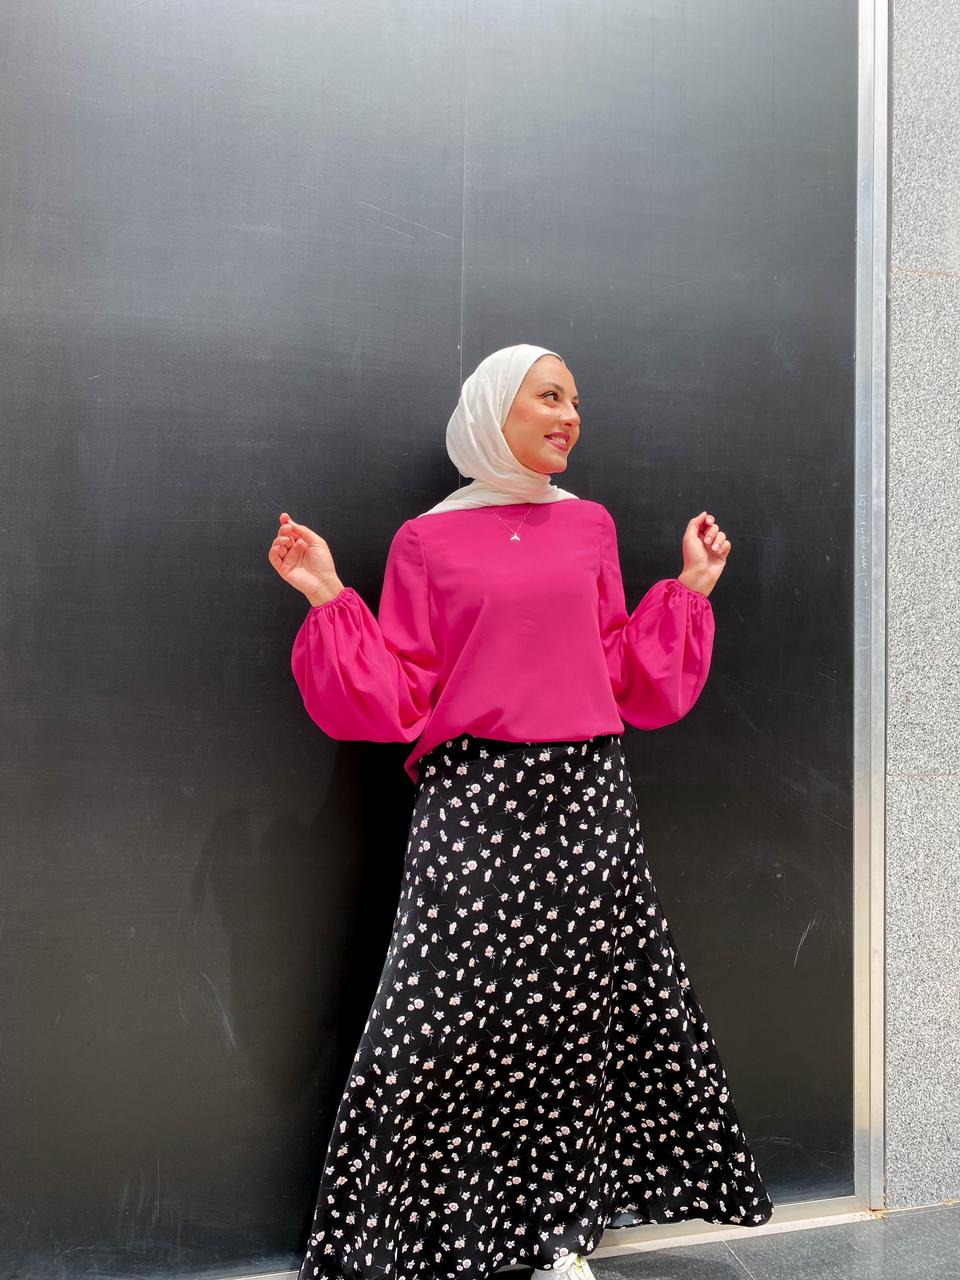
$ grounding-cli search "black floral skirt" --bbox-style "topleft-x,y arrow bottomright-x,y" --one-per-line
298,732 -> 774,1280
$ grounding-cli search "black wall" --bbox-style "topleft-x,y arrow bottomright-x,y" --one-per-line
0,1 -> 857,1275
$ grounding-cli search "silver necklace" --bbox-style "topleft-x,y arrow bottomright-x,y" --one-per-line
489,502 -> 534,541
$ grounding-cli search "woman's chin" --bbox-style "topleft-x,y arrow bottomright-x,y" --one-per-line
523,446 -> 572,475
536,451 -> 569,474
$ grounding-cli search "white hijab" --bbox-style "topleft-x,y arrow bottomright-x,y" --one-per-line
418,344 -> 580,516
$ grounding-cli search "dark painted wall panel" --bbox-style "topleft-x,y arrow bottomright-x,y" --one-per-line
460,0 -> 857,1205
0,2 -> 466,1276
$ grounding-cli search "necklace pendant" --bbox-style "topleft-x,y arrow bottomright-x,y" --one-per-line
510,532 -> 521,541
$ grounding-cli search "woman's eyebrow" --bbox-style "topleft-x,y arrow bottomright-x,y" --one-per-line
541,381 -> 580,401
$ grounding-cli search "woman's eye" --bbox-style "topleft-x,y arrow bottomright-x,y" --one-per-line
542,390 -> 579,410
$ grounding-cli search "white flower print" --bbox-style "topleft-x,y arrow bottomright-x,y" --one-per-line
297,732 -> 773,1280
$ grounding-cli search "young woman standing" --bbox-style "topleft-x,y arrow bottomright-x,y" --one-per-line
269,344 -> 774,1280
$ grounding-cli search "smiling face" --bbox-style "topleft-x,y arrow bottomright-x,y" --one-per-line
501,354 -> 580,474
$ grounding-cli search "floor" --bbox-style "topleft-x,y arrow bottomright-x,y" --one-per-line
535,1204 -> 960,1280
256,1206 -> 960,1280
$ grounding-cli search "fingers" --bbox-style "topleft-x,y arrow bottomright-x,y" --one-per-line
692,512 -> 731,556
276,511 -> 321,544
269,511 -> 325,579
268,512 -> 307,572
267,534 -> 297,571
704,523 -> 725,550
705,526 -> 730,555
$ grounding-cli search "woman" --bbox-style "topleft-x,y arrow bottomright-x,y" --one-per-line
269,345 -> 774,1280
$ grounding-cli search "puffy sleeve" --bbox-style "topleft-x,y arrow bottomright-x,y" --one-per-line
290,519 -> 440,743
598,506 -> 715,728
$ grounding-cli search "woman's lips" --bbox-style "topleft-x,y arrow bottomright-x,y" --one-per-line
545,435 -> 569,452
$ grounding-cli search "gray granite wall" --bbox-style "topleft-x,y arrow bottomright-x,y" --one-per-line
887,0 -> 960,1208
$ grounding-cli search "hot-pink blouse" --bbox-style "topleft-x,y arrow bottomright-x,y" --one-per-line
290,498 -> 715,784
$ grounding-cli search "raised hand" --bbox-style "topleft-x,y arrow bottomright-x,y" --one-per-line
678,511 -> 730,597
268,511 -> 346,606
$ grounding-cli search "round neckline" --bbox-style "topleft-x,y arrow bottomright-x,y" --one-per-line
422,498 -> 583,516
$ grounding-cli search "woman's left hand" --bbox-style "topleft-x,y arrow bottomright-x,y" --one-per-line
678,511 -> 730,597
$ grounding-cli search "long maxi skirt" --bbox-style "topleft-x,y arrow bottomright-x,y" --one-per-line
298,732 -> 774,1280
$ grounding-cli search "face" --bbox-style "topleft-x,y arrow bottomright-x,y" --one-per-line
501,354 -> 580,474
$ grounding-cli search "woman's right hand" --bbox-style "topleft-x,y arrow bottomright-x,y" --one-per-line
269,512 -> 346,606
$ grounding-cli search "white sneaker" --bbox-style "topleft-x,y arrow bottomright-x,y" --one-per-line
532,1254 -> 597,1280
